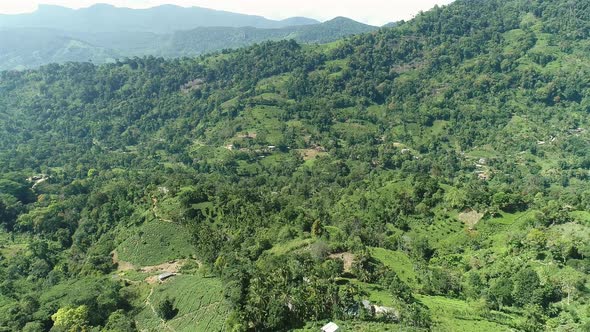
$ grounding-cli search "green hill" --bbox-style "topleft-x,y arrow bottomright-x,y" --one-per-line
0,0 -> 589,331
0,28 -> 118,70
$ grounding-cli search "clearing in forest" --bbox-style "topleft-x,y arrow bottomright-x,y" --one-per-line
135,274 -> 230,332
458,210 -> 484,230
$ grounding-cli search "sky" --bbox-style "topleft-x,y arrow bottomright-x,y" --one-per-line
0,0 -> 454,26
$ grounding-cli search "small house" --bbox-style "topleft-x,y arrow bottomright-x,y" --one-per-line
158,272 -> 175,282
321,322 -> 339,332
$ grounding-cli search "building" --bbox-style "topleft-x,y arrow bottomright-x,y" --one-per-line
158,272 -> 175,282
321,322 -> 339,332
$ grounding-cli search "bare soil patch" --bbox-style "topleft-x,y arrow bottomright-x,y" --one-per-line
458,210 -> 484,230
112,250 -> 135,272
328,252 -> 355,272
297,148 -> 327,161
142,260 -> 197,284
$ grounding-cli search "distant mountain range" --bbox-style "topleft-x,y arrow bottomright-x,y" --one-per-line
0,5 -> 381,70
160,17 -> 378,56
0,4 -> 320,33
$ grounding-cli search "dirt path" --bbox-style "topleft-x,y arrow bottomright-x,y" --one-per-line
141,261 -> 184,273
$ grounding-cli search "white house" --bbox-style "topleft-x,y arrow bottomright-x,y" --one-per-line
321,322 -> 339,332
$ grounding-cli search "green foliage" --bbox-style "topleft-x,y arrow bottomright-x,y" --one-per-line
115,220 -> 194,266
134,274 -> 230,331
156,297 -> 178,321
103,310 -> 137,332
311,219 -> 324,238
0,0 -> 589,331
371,247 -> 418,288
51,305 -> 90,332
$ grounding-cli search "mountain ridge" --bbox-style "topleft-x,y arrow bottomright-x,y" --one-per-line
0,16 -> 377,70
0,3 -> 321,33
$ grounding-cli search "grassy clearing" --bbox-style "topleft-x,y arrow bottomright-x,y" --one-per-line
297,148 -> 328,161
370,247 -> 418,288
155,196 -> 182,221
337,278 -> 395,307
0,242 -> 27,258
38,277 -> 122,310
116,269 -> 150,283
415,215 -> 465,250
255,73 -> 291,92
478,211 -> 537,254
135,274 -> 230,332
466,148 -> 497,160
0,229 -> 28,258
487,211 -> 532,226
429,120 -> 449,136
418,295 -> 515,332
267,238 -> 314,256
115,220 -> 195,266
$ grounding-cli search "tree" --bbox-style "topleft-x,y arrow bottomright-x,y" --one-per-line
520,304 -> 546,332
156,297 -> 178,321
103,310 -> 136,332
22,322 -> 44,332
487,276 -> 513,310
51,305 -> 90,332
409,235 -> 434,261
512,267 -> 541,307
386,272 -> 413,303
311,219 -> 324,238
337,284 -> 360,318
554,267 -> 585,305
401,302 -> 432,328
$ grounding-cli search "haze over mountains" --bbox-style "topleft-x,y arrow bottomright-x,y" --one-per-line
0,4 -> 379,70
0,4 -> 320,32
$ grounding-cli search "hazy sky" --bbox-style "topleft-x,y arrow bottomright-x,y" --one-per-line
0,0 -> 454,26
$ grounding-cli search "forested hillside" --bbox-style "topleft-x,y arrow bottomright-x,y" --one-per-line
0,0 -> 589,331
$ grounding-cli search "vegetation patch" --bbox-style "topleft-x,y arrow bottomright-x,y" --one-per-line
115,220 -> 195,266
370,247 -> 418,288
135,275 -> 230,332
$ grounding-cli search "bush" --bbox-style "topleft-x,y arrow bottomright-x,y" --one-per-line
156,297 -> 178,320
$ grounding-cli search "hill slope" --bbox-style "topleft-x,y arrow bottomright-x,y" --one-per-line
0,0 -> 589,331
0,28 -> 118,70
